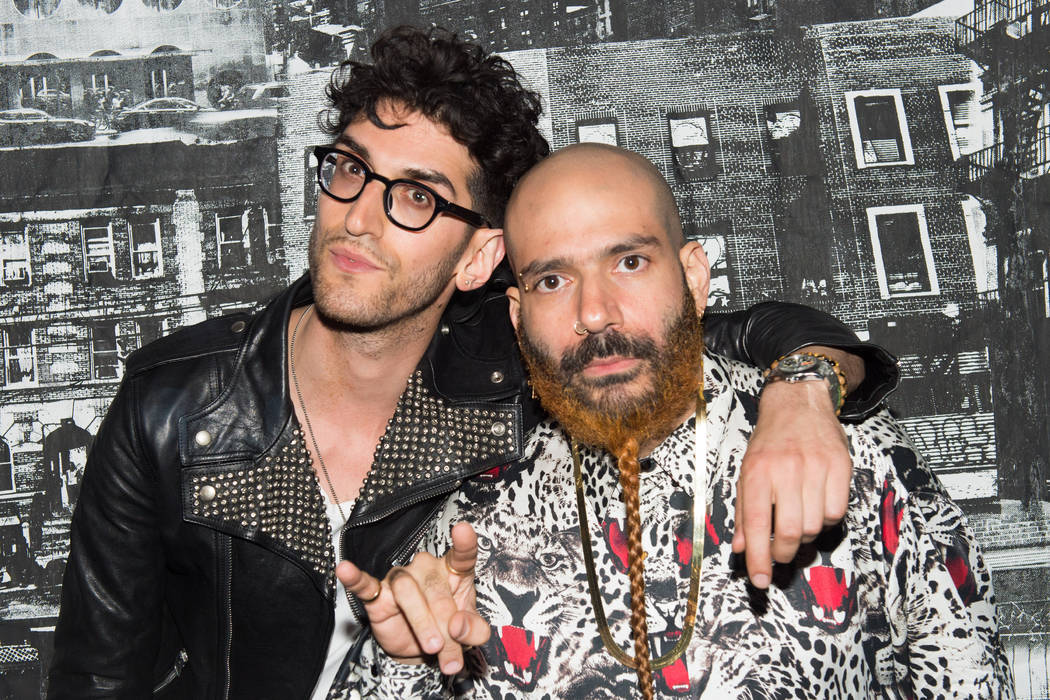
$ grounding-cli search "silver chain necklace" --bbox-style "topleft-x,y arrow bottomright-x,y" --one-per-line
289,304 -> 350,527
289,304 -> 356,609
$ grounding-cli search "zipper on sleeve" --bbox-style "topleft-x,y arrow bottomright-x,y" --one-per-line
222,536 -> 233,700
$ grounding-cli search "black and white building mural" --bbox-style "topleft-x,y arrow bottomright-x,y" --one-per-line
0,0 -> 1047,696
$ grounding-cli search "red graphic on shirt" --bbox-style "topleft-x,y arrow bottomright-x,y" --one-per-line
477,463 -> 511,481
603,519 -> 630,573
798,552 -> 856,633
945,546 -> 978,605
673,513 -> 712,567
705,512 -> 720,547
880,480 -> 904,557
675,528 -> 692,567
654,627 -> 690,695
604,516 -> 700,573
603,510 -> 694,694
492,625 -> 550,691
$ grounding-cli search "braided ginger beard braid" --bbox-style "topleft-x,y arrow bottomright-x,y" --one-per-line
517,290 -> 704,700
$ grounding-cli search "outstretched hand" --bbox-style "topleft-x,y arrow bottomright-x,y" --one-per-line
336,521 -> 490,675
732,379 -> 851,589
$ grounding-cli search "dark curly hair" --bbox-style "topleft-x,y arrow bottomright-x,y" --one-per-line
322,25 -> 550,227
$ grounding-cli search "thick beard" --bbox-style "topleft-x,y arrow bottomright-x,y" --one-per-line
307,224 -> 466,332
518,291 -> 704,456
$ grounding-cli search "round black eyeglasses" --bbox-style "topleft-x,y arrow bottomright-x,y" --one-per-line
313,145 -> 490,232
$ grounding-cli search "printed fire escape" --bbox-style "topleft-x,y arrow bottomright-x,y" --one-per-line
956,0 -> 1050,502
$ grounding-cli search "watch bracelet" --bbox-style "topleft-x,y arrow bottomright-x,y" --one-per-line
763,352 -> 846,415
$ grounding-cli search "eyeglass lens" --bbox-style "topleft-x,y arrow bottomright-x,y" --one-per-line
319,151 -> 438,230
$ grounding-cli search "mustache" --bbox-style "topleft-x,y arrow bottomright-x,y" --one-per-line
560,330 -> 658,376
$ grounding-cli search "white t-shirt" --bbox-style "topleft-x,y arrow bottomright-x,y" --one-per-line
310,498 -> 361,700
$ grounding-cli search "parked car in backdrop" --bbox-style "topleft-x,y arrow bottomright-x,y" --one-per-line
112,97 -> 214,132
233,82 -> 291,110
0,108 -> 95,146
25,88 -> 73,116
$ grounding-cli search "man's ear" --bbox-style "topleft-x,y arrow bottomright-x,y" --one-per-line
455,228 -> 505,292
679,241 -> 711,315
505,285 -> 521,333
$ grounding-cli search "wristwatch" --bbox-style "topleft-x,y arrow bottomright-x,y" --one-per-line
762,352 -> 847,415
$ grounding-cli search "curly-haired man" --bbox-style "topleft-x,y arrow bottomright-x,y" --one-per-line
48,27 -> 896,699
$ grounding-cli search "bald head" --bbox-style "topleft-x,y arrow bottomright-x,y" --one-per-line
504,143 -> 684,264
501,142 -> 710,463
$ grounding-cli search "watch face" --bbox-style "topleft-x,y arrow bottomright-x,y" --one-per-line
779,355 -> 817,373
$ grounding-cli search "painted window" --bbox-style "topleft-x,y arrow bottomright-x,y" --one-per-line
866,204 -> 939,298
83,222 -> 116,281
0,439 -> 12,493
694,232 -> 731,310
89,321 -> 148,380
575,115 -> 619,146
13,0 -> 59,19
938,83 -> 992,160
845,89 -> 914,168
668,111 -> 717,180
90,322 -> 121,380
0,228 -> 30,287
215,211 -> 250,269
130,218 -> 163,279
1,326 -> 36,387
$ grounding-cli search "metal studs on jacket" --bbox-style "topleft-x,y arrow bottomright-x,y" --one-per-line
357,370 -> 517,507
190,429 -> 336,595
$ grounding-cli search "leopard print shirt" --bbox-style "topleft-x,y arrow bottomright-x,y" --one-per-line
339,352 -> 1013,699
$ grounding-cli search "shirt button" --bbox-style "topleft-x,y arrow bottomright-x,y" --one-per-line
490,371 -> 505,384
199,485 -> 217,502
490,421 -> 507,437
194,430 -> 213,447
231,320 -> 246,333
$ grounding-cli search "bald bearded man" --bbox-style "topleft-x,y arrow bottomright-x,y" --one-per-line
332,144 -> 1012,699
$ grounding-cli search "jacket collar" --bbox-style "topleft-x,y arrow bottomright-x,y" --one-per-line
424,285 -> 526,403
179,275 -> 306,469
180,274 -> 532,505
210,269 -> 527,407
291,274 -> 529,405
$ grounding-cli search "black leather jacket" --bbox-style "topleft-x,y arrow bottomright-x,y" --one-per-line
47,275 -> 897,700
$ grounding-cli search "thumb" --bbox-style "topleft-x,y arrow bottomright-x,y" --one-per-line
446,521 -> 478,577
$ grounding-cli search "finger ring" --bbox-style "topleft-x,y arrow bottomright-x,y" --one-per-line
358,580 -> 382,603
444,552 -> 474,577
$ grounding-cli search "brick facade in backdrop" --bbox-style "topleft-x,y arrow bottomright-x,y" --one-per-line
277,67 -> 333,282
952,3 -> 1050,689
0,134 -> 283,691
507,18 -> 1000,503
527,24 -> 1049,683
275,18 -> 1003,507
418,0 -> 610,50
803,18 -> 999,501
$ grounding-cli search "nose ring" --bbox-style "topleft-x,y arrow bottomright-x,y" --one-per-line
573,321 -> 589,336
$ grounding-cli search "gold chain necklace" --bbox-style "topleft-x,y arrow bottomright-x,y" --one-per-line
571,387 -> 707,671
